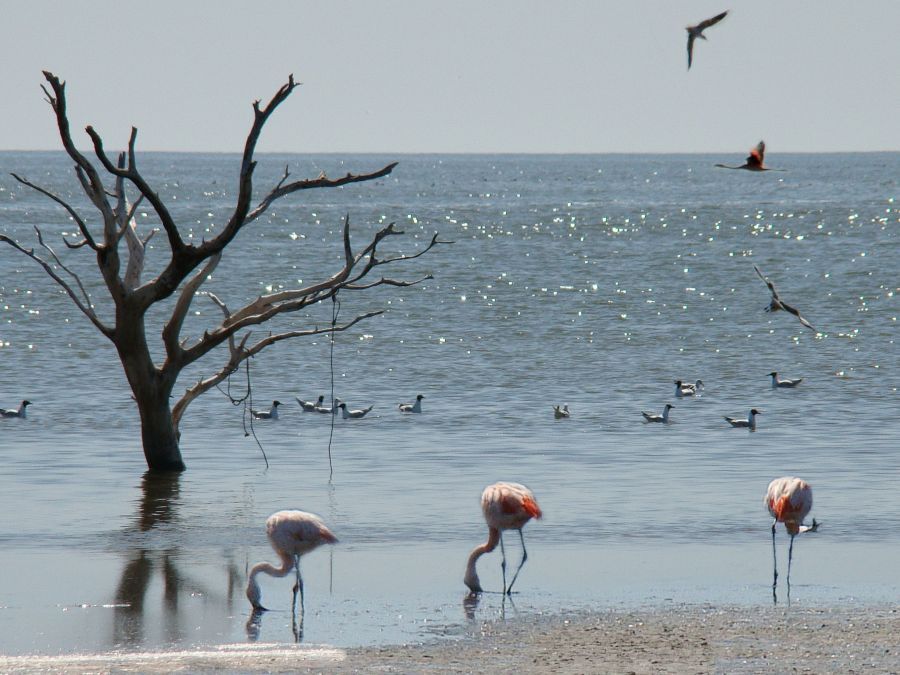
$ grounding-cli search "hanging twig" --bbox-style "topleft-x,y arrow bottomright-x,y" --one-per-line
327,292 -> 341,481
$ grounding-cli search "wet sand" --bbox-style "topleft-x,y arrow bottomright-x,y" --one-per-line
3,604 -> 897,673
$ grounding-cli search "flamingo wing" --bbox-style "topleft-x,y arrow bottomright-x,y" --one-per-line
687,34 -> 696,69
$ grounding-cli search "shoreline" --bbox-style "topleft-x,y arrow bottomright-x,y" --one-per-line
3,603 -> 898,673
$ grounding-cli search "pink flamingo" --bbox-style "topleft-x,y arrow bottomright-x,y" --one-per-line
464,482 -> 542,595
246,510 -> 338,613
716,140 -> 783,171
765,477 -> 817,600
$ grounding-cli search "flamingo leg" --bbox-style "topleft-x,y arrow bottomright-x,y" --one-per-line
506,529 -> 529,595
786,533 -> 796,598
291,556 -> 305,615
771,520 -> 778,604
499,532 -> 508,594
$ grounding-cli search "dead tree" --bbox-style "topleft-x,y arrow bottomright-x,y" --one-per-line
1,71 -> 446,472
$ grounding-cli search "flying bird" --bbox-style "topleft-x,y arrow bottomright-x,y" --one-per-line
769,372 -> 803,388
251,400 -> 281,420
339,402 -> 374,419
0,400 -> 31,418
399,394 -> 424,413
554,404 -> 570,419
753,265 -> 816,331
464,482 -> 542,595
725,408 -> 761,430
765,476 -> 817,602
296,395 -> 324,412
715,141 -> 784,171
642,403 -> 674,424
246,510 -> 338,613
686,10 -> 728,69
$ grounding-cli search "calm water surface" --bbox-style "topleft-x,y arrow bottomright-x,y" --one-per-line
0,152 -> 898,656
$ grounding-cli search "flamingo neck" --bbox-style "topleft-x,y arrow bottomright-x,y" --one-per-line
464,527 -> 500,592
246,552 -> 295,608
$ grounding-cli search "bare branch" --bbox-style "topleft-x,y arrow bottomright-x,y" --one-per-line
345,274 -> 434,290
163,253 -> 222,360
0,232 -> 112,337
170,309 -> 382,430
10,172 -> 98,250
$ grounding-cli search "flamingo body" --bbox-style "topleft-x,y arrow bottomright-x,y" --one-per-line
464,482 -> 542,594
246,510 -> 338,611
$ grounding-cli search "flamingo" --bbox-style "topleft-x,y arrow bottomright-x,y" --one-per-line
250,400 -> 281,420
753,265 -> 816,331
716,141 -> 784,171
339,402 -> 374,419
769,371 -> 803,388
724,408 -> 761,430
642,403 -> 674,423
296,395 -> 324,412
553,404 -> 570,419
765,476 -> 817,601
399,394 -> 424,413
464,482 -> 542,595
686,10 -> 728,69
246,510 -> 338,613
0,400 -> 31,418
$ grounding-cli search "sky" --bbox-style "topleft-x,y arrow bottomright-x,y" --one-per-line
1,1 -> 898,154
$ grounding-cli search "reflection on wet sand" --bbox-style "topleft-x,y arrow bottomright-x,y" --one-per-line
112,471 -> 244,647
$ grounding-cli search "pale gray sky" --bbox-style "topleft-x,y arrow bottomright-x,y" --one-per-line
2,1 -> 898,153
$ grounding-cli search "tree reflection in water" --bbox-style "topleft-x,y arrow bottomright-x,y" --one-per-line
112,471 -> 244,647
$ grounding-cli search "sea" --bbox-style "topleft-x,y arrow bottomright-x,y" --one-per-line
0,151 -> 897,657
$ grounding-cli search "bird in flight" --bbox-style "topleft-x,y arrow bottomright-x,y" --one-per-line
686,10 -> 728,69
753,265 -> 816,332
715,141 -> 784,171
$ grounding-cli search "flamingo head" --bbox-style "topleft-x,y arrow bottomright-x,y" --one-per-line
245,576 -> 267,611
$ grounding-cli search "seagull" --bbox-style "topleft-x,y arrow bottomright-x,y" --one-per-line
339,402 -> 374,419
314,399 -> 341,414
715,141 -> 784,171
674,380 -> 700,397
296,395 -> 324,412
399,394 -> 424,413
554,404 -> 570,419
769,372 -> 803,388
686,10 -> 728,69
0,400 -> 31,419
753,265 -> 816,331
725,408 -> 761,430
251,400 -> 281,420
642,403 -> 674,423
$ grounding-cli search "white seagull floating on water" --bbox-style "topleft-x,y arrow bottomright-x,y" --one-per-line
674,380 -> 703,397
769,372 -> 803,388
296,395 -> 324,412
554,405 -> 570,419
339,402 -> 374,419
251,400 -> 281,420
725,408 -> 761,430
314,399 -> 341,414
0,400 -> 31,418
642,403 -> 674,424
399,394 -> 424,413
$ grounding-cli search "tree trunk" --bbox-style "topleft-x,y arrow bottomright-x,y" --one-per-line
116,305 -> 186,472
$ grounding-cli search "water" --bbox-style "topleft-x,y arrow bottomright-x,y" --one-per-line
0,152 -> 897,657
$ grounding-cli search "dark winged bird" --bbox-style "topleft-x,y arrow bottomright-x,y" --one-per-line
715,140 -> 782,171
686,10 -> 728,69
753,265 -> 816,332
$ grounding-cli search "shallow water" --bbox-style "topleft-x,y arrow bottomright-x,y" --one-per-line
0,152 -> 898,655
